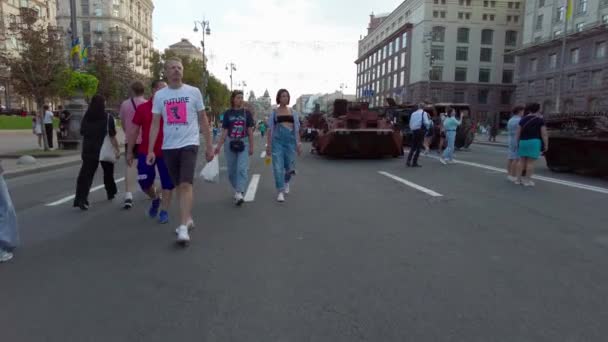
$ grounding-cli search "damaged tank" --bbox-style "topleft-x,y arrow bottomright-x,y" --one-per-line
544,112 -> 608,176
310,99 -> 403,158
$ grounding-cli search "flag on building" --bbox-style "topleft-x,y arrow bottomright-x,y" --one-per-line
566,0 -> 573,20
81,46 -> 89,64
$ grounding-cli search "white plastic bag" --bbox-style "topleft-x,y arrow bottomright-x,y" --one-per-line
200,155 -> 219,183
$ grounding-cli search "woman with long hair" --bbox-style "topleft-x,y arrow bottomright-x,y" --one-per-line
515,103 -> 548,186
214,90 -> 255,206
265,89 -> 302,202
73,95 -> 120,210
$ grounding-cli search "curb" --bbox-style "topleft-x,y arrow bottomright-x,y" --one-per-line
473,141 -> 508,148
3,158 -> 82,180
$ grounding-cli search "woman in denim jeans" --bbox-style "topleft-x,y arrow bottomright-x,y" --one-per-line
0,160 -> 19,263
214,91 -> 255,206
265,89 -> 302,203
439,107 -> 464,165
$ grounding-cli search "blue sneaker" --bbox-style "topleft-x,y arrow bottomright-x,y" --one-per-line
148,199 -> 160,218
158,210 -> 169,224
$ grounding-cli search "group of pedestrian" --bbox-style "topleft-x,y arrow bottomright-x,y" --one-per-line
69,56 -> 302,246
506,102 -> 548,187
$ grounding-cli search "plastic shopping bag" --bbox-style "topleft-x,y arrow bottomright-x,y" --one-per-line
200,155 -> 219,183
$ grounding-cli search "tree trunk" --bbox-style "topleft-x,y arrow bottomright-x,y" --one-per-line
37,98 -> 50,151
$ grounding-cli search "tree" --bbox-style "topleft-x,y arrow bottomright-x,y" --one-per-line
0,8 -> 68,150
149,50 -> 163,81
206,74 -> 230,121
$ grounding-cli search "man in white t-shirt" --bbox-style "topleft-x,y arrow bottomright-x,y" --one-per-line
43,105 -> 54,148
148,57 -> 213,246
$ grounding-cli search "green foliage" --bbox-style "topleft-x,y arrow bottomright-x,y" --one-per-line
206,74 -> 231,119
59,70 -> 99,99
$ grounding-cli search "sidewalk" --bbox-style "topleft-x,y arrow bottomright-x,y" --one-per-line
0,129 -> 126,179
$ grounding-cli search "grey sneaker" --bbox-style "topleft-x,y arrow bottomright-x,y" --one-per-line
0,250 -> 14,263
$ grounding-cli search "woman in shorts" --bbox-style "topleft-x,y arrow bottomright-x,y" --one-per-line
515,103 -> 548,187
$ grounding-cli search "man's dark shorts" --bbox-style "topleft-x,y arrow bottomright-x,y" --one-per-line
162,145 -> 199,185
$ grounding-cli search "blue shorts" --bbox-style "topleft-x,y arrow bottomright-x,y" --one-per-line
508,142 -> 519,160
137,154 -> 174,191
518,139 -> 541,159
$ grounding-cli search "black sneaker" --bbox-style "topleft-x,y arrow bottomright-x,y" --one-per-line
123,198 -> 133,209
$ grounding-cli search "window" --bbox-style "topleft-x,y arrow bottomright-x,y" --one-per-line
483,14 -> 494,21
502,70 -> 514,84
401,52 -> 406,69
536,15 -> 544,30
479,68 -> 491,83
401,71 -> 406,86
595,41 -> 606,58
515,2 -> 520,8
394,75 -> 398,88
568,74 -> 576,89
530,58 -> 538,72
480,48 -> 492,62
455,68 -> 467,82
82,21 -> 91,33
81,0 -> 90,15
539,0 -> 545,7
113,9 -> 119,17
514,16 -> 519,23
556,7 -> 565,22
505,31 -> 517,46
430,66 -> 443,81
459,0 -> 472,5
432,46 -> 444,61
478,89 -> 489,104
433,0 -> 446,4
546,78 -> 555,92
501,90 -> 513,105
549,53 -> 557,68
94,8 -> 102,16
441,11 -> 446,18
554,30 -> 563,37
484,0 -> 489,6
457,28 -> 469,43
576,23 -> 584,32
528,81 -> 535,96
432,27 -> 445,42
481,29 -> 493,45
402,32 -> 408,49
456,47 -> 469,61
394,56 -> 399,70
454,91 -> 466,103
591,70 -> 603,87
458,12 -> 471,20
570,48 -> 580,64
604,15 -> 608,24
504,50 -> 515,64
578,0 -> 588,14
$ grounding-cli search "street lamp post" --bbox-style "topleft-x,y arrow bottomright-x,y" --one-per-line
69,0 -> 80,70
237,80 -> 247,97
193,19 -> 211,96
339,83 -> 348,99
226,62 -> 236,91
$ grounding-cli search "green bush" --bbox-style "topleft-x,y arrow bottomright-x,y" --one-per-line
59,70 -> 99,99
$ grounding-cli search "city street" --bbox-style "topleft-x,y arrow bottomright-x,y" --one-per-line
2,139 -> 608,342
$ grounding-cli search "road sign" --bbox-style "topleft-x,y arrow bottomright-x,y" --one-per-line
362,89 -> 375,97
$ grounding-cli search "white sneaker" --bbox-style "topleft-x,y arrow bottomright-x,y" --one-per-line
176,225 -> 190,245
234,192 -> 244,206
514,178 -> 522,185
284,183 -> 290,195
447,160 -> 455,164
507,175 -> 516,182
523,179 -> 536,187
176,220 -> 195,235
277,192 -> 285,202
0,250 -> 14,263
439,158 -> 447,165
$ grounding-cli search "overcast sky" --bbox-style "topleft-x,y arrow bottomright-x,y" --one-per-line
152,0 -> 402,102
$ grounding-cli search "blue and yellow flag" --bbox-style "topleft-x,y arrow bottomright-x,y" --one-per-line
81,46 -> 89,64
70,38 -> 81,60
566,0 -> 573,20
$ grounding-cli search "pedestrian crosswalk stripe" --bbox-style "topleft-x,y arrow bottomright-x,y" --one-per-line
244,174 -> 261,202
378,171 -> 443,197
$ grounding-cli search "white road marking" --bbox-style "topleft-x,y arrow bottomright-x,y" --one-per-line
420,153 -> 608,195
244,174 -> 261,202
260,151 -> 266,159
379,171 -> 443,197
46,177 -> 126,206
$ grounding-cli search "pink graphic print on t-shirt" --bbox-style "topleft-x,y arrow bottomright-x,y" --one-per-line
165,102 -> 187,125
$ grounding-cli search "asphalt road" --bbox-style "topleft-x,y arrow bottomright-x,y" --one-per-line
2,139 -> 608,342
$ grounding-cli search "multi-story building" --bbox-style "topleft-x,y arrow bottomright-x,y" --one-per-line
56,0 -> 154,76
355,0 -> 524,121
1,0 -> 58,110
165,38 -> 203,61
513,0 -> 608,113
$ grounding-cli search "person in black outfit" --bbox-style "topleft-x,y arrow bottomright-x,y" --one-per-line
73,95 -> 120,210
406,103 -> 431,167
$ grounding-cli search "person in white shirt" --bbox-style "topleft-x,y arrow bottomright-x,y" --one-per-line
119,81 -> 147,210
406,103 -> 431,167
148,57 -> 214,246
43,105 -> 54,148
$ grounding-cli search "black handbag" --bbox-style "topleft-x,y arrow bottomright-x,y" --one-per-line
229,139 -> 245,153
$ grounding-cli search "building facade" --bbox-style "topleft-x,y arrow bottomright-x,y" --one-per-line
56,0 -> 154,76
355,0 -> 524,121
1,0 -> 58,110
165,38 -> 203,61
513,0 -> 608,113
